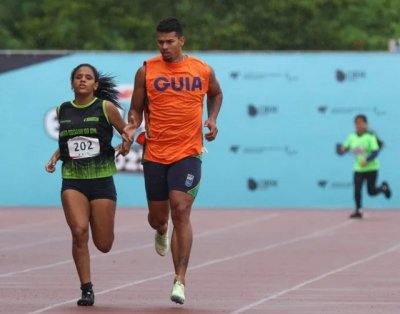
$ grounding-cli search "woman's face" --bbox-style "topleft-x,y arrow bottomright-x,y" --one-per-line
355,118 -> 367,134
72,66 -> 98,96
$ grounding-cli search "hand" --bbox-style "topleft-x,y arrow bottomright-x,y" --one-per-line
336,144 -> 346,155
361,160 -> 368,167
45,158 -> 57,173
122,115 -> 137,143
204,119 -> 218,141
115,141 -> 132,157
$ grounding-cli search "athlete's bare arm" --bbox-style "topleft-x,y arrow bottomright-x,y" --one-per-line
45,148 -> 60,173
204,66 -> 223,141
105,101 -> 131,156
123,66 -> 146,142
105,101 -> 126,135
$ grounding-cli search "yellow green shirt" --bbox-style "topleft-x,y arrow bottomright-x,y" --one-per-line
343,132 -> 379,172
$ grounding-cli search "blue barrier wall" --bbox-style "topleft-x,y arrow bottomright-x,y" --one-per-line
1,52 -> 399,208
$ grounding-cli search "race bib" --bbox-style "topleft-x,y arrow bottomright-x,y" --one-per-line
67,136 -> 100,159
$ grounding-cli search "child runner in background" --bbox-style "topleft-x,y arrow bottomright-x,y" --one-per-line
338,114 -> 391,219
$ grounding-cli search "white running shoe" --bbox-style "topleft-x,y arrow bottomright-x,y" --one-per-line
155,225 -> 169,256
171,279 -> 185,305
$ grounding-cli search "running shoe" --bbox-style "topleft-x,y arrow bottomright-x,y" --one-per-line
171,279 -> 185,305
155,225 -> 169,256
77,284 -> 94,306
382,181 -> 392,199
349,211 -> 363,219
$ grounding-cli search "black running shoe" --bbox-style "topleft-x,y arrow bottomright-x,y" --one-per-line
350,211 -> 363,219
77,283 -> 94,306
381,181 -> 391,199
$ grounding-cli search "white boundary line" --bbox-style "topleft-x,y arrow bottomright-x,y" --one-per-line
0,219 -> 61,234
0,237 -> 68,253
230,242 -> 400,313
0,213 -> 278,278
0,221 -> 139,253
27,219 -> 352,314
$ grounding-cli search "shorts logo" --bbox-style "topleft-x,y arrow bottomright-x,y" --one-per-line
185,174 -> 195,187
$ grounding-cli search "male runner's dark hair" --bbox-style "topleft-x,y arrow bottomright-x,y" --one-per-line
156,17 -> 183,36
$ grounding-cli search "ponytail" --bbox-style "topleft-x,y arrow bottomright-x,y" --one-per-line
95,73 -> 122,109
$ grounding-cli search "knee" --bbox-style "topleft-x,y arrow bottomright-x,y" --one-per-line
93,235 -> 114,253
171,203 -> 191,225
148,213 -> 168,230
95,241 -> 113,253
70,226 -> 89,245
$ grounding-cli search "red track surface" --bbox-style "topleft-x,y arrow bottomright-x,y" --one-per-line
0,208 -> 399,314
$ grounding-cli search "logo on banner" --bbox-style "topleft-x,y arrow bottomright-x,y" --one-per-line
248,178 -> 278,191
317,106 -> 328,114
317,180 -> 352,189
230,145 -> 298,155
318,180 -> 328,188
44,108 -> 60,140
248,104 -> 278,117
230,71 -> 240,79
316,105 -> 386,116
229,71 -> 298,81
230,145 -> 240,153
336,69 -> 366,83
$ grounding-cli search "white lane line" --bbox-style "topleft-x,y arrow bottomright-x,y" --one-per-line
0,221 -> 140,253
0,219 -> 61,234
0,213 -> 278,278
0,241 -> 160,279
0,237 -> 69,253
195,212 -> 280,237
189,220 -> 353,272
27,269 -> 175,314
27,219 -> 352,314
230,242 -> 400,314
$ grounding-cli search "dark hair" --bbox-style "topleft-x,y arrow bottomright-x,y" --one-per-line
156,17 -> 183,36
354,113 -> 384,148
70,63 -> 121,108
354,114 -> 367,124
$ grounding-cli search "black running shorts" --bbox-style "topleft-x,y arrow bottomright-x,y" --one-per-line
61,177 -> 117,201
143,156 -> 202,201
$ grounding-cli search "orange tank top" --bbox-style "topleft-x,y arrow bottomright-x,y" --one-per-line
143,55 -> 211,164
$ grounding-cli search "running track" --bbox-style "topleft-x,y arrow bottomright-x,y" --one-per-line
0,208 -> 399,313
